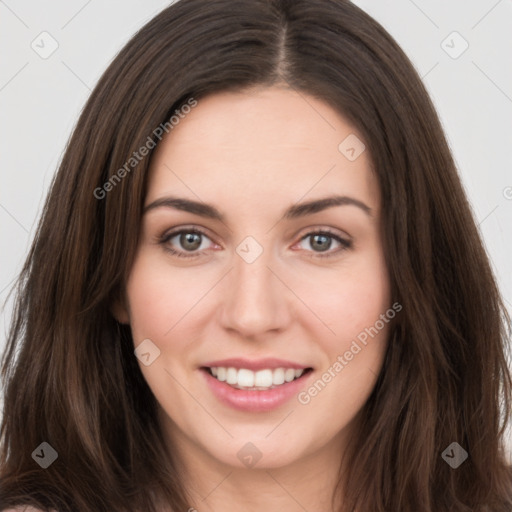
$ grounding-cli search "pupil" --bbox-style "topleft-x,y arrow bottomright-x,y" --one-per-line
180,232 -> 201,251
311,234 -> 331,252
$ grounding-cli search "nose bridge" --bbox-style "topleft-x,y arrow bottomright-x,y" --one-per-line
219,239 -> 290,336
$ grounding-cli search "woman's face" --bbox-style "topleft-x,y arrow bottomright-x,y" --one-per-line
117,86 -> 391,470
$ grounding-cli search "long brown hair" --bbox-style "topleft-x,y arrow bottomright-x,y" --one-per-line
1,0 -> 511,510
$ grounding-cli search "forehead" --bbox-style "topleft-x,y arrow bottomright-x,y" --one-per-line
146,87 -> 378,212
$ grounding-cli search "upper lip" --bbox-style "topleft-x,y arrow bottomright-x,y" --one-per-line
201,358 -> 312,371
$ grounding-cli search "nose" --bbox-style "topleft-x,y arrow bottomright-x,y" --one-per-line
219,247 -> 292,338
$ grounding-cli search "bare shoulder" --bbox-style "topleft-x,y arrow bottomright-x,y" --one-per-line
2,507 -> 47,512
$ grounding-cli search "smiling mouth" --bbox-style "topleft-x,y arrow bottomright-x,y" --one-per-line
202,366 -> 313,391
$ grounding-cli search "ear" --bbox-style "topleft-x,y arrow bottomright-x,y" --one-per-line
111,300 -> 130,324
110,289 -> 130,324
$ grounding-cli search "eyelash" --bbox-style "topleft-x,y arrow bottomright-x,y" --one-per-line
158,227 -> 352,259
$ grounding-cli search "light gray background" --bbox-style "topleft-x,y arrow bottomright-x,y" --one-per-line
1,1 -> 511,457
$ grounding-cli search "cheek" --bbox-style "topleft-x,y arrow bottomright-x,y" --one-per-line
295,255 -> 391,417
125,252 -> 212,345
294,246 -> 390,349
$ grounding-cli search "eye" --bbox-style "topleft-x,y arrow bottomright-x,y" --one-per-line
295,230 -> 352,258
158,226 -> 352,260
159,228 -> 217,258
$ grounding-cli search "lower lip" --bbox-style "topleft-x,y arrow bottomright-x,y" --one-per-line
201,368 -> 313,412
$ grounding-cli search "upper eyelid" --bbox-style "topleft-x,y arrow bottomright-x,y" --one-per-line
161,225 -> 216,241
160,225 -> 350,241
296,225 -> 351,240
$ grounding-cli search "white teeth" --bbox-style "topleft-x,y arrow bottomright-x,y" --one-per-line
226,367 -> 238,385
284,368 -> 295,382
254,369 -> 273,387
273,368 -> 285,385
208,366 -> 306,389
237,369 -> 254,387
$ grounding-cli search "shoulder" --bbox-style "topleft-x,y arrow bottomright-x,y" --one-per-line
2,507 -> 47,512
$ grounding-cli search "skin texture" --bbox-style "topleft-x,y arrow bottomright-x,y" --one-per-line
115,86 -> 391,511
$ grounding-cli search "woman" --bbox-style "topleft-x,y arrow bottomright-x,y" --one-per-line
1,0 -> 511,511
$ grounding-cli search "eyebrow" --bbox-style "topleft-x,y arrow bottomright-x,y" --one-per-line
143,194 -> 372,221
